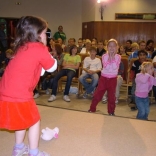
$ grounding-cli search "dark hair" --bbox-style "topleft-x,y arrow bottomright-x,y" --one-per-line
69,45 -> 77,55
55,43 -> 62,56
14,16 -> 47,53
138,50 -> 148,56
98,40 -> 104,45
126,40 -> 132,44
146,39 -> 154,46
70,38 -> 76,42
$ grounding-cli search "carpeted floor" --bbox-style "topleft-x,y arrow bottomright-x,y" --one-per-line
1,106 -> 156,156
35,89 -> 156,121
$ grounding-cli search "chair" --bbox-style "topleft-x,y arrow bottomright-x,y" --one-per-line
58,54 -> 85,95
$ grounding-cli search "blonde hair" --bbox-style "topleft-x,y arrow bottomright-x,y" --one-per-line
131,42 -> 139,50
85,39 -> 91,44
5,49 -> 14,55
107,39 -> 118,53
107,39 -> 118,47
140,62 -> 153,74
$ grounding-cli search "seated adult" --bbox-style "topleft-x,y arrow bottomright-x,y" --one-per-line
118,45 -> 128,56
80,39 -> 91,54
64,38 -> 76,53
124,40 -> 132,53
57,38 -> 66,52
79,47 -> 102,98
129,40 -> 151,61
48,45 -> 81,102
131,42 -> 139,52
96,40 -> 106,56
145,39 -> 154,53
91,40 -> 97,49
77,38 -> 84,53
53,25 -> 66,43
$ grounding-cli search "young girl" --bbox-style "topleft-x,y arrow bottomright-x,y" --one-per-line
88,39 -> 121,115
0,16 -> 57,156
135,62 -> 156,120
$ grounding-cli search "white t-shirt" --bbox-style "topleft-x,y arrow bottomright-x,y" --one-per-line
82,57 -> 102,74
153,56 -> 156,63
80,47 -> 89,54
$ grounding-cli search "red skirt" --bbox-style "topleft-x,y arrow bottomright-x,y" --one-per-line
0,99 -> 40,130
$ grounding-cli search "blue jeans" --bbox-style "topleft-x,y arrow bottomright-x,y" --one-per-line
52,69 -> 76,96
153,86 -> 156,101
135,96 -> 149,120
79,73 -> 99,94
42,78 -> 53,90
131,80 -> 136,103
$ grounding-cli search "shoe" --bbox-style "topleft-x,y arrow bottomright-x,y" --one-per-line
63,95 -> 70,102
128,101 -> 136,107
48,95 -> 56,102
88,92 -> 94,98
28,151 -> 50,156
88,109 -> 95,113
102,97 -> 107,103
109,113 -> 115,116
82,92 -> 88,99
45,89 -> 50,95
33,93 -> 40,99
131,107 -> 137,111
12,145 -> 29,156
115,98 -> 118,104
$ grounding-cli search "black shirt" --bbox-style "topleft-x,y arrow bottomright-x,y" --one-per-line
96,48 -> 106,56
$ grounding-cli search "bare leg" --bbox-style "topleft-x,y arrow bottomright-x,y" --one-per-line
15,130 -> 26,144
28,120 -> 40,149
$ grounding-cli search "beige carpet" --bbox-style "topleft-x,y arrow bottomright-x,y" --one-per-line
35,91 -> 156,121
1,105 -> 156,156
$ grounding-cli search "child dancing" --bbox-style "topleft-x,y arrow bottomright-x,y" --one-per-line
0,16 -> 57,156
135,62 -> 156,120
88,39 -> 121,115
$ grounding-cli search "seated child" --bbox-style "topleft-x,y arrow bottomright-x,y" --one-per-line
129,50 -> 148,110
79,47 -> 102,98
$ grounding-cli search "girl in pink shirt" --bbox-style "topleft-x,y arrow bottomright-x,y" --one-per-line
89,39 -> 121,115
135,62 -> 156,120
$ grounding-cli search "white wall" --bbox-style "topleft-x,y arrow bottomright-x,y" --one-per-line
95,0 -> 156,21
0,0 -> 82,42
0,0 -> 156,41
82,0 -> 96,22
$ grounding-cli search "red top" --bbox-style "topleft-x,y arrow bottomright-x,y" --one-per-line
0,42 -> 55,102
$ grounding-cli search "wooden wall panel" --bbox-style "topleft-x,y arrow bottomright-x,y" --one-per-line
82,21 -> 156,46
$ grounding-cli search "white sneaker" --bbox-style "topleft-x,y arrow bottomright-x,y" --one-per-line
115,98 -> 118,104
48,95 -> 56,102
45,89 -> 50,95
63,95 -> 70,102
33,93 -> 40,99
102,97 -> 107,103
